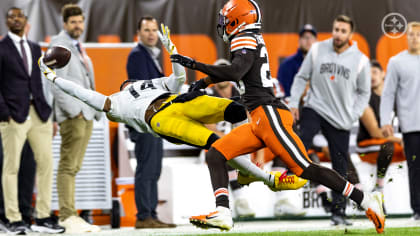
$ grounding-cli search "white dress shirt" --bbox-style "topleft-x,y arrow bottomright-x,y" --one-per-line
8,31 -> 32,75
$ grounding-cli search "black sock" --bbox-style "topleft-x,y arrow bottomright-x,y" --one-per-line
206,147 -> 229,208
301,163 -> 364,205
377,142 -> 394,179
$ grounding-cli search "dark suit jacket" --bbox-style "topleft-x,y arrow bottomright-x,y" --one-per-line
126,43 -> 164,81
0,35 -> 51,123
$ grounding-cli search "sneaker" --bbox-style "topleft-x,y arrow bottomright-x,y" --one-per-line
135,217 -> 165,229
0,218 -> 9,233
31,217 -> 65,234
7,221 -> 27,235
234,198 -> 255,218
237,171 -> 307,191
59,216 -> 100,234
361,192 -> 385,234
274,198 -> 306,217
189,206 -> 233,231
330,213 -> 353,226
412,213 -> 420,221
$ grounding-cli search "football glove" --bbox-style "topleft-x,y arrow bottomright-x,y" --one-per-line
38,56 -> 57,82
170,54 -> 196,69
158,23 -> 177,55
188,78 -> 208,92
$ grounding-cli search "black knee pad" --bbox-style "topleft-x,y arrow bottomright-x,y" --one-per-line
204,133 -> 219,150
224,101 -> 247,123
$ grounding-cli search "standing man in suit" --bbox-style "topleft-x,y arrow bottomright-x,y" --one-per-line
0,7 -> 64,234
50,4 -> 101,233
126,16 -> 175,229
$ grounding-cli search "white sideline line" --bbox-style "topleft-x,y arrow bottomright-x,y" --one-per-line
57,218 -> 418,236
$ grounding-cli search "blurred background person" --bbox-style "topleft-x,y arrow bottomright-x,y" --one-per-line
0,7 -> 63,234
289,15 -> 371,226
277,24 -> 317,98
50,4 -> 101,233
380,22 -> 420,221
126,16 -> 175,229
0,18 -> 36,233
356,60 -> 404,201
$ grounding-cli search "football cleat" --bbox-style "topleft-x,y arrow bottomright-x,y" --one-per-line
362,192 -> 386,234
274,198 -> 306,217
189,206 -> 233,231
234,198 -> 255,218
237,171 -> 308,191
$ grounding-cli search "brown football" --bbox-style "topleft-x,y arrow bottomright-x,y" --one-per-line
43,46 -> 71,69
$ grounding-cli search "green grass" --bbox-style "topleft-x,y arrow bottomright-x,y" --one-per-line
180,227 -> 420,236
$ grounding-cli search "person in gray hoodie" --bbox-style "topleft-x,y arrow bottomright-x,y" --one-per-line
290,15 -> 371,226
380,21 -> 420,221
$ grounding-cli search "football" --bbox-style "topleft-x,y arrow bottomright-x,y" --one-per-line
43,46 -> 71,69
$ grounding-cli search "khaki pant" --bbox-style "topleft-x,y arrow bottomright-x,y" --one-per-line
56,116 -> 93,220
0,105 -> 53,222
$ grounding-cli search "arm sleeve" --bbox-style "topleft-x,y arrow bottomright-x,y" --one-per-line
380,58 -> 399,126
289,46 -> 315,108
159,62 -> 186,94
194,49 -> 256,83
53,77 -> 107,112
126,50 -> 148,80
352,57 -> 371,121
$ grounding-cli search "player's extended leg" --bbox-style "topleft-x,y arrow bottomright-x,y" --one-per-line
150,106 -> 218,149
181,95 -> 247,124
258,105 -> 385,233
189,123 -> 265,231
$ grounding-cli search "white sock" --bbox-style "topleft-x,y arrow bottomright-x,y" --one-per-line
227,155 -> 272,186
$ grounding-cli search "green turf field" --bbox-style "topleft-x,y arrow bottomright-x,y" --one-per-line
181,227 -> 420,236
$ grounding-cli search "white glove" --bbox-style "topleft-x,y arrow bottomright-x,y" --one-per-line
158,23 -> 178,55
38,56 -> 57,82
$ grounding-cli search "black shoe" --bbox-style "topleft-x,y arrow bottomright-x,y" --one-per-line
331,214 -> 353,226
7,221 -> 27,235
320,192 -> 332,213
0,218 -> 8,233
31,217 -> 65,234
413,213 -> 420,221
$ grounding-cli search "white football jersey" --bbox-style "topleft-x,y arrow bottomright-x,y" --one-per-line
107,74 -> 185,135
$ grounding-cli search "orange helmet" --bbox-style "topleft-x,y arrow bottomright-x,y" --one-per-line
217,0 -> 262,42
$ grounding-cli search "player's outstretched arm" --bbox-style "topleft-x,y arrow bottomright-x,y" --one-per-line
157,24 -> 186,93
171,49 -> 255,88
38,57 -> 110,112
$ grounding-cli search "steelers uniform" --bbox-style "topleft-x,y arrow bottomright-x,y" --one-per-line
107,75 -> 244,149
194,32 -> 312,175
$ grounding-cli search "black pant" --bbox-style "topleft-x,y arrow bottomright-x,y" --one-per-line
0,135 -> 36,223
299,108 -> 350,215
402,132 -> 420,215
128,128 -> 163,220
